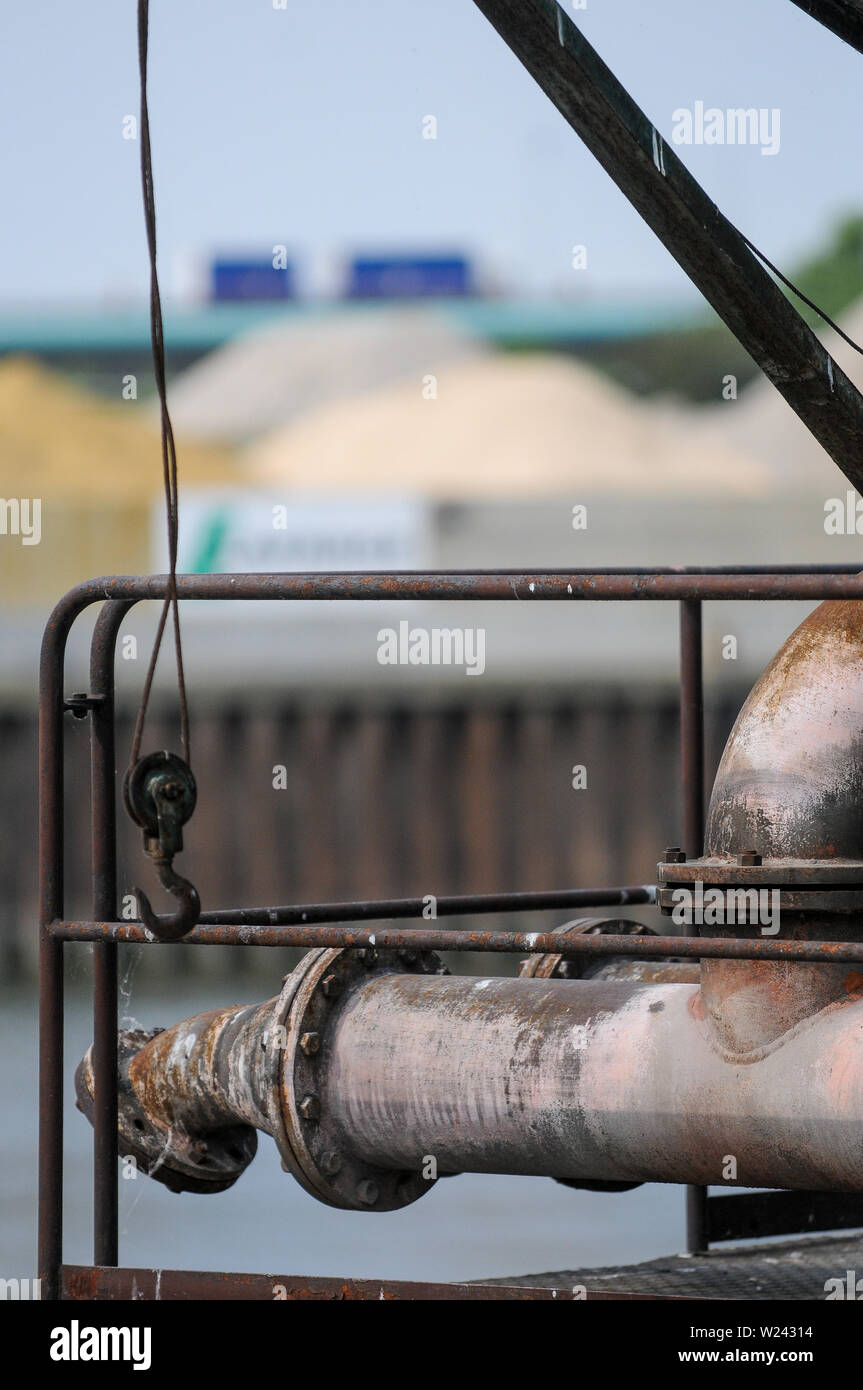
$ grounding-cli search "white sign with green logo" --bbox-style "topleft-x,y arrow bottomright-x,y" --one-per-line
154,492 -> 431,600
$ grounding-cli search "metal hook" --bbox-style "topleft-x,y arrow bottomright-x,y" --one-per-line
124,751 -> 200,943
136,858 -> 201,943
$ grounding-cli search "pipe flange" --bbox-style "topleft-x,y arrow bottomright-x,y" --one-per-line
658,855 -> 863,885
75,1028 -> 257,1195
656,886 -> 863,916
273,944 -> 448,1212
656,855 -> 863,918
518,917 -> 657,980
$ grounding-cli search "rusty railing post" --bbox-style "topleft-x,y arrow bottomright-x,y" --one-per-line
90,601 -> 134,1268
680,597 -> 708,1253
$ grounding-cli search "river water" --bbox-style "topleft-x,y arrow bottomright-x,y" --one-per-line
1,979 -> 684,1286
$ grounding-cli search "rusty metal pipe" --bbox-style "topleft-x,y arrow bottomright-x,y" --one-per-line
702,599 -> 863,1052
77,1002 -> 273,1194
706,601 -> 863,863
323,971 -> 863,1191
78,950 -> 863,1201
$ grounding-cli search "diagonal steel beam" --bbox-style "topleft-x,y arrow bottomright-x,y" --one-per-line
789,0 -> 863,54
473,0 -> 863,491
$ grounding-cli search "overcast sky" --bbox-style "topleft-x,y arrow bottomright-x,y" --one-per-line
2,0 -> 860,306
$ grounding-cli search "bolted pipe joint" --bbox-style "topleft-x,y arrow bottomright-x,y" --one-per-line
77,946 -> 450,1210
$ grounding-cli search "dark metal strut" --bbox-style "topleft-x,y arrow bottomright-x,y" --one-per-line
789,0 -> 863,54
472,0 -> 863,490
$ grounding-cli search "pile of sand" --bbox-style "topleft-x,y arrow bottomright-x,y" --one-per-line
245,352 -> 771,498
0,355 -> 238,502
166,305 -> 488,445
0,356 -> 240,606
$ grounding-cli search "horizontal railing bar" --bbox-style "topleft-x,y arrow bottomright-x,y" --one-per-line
50,921 -> 863,963
51,570 -> 863,608
197,885 -> 656,927
61,1264 -> 674,1301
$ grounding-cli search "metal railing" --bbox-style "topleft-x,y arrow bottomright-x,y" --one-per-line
38,565 -> 863,1300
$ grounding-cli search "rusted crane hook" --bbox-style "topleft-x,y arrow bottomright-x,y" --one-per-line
135,857 -> 201,943
123,751 -> 200,942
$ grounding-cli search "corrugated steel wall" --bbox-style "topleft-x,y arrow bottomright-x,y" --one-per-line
0,692 -> 743,978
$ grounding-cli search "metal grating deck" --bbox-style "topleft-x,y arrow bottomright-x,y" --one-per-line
487,1232 -> 863,1300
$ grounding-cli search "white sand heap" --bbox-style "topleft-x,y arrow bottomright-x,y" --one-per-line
245,351 -> 771,498
166,305 -> 487,445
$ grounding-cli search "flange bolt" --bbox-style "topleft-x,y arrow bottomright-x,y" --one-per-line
299,1094 -> 320,1122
